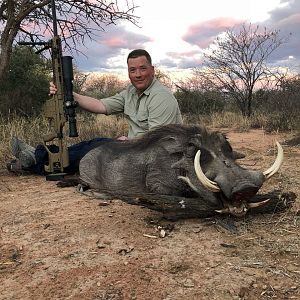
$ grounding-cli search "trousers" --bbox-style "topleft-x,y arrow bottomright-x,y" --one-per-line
28,137 -> 111,175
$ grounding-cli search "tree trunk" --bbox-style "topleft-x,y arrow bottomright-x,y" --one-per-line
0,0 -> 19,81
0,44 -> 11,80
246,93 -> 253,117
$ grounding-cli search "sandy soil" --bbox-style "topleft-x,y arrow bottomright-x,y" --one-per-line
0,128 -> 299,300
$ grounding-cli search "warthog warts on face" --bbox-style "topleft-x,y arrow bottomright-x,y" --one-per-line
79,124 -> 283,217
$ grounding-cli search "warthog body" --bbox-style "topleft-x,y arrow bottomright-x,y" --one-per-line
79,124 -> 283,216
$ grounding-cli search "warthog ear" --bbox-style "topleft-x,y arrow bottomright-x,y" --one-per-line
232,151 -> 246,159
186,134 -> 203,157
188,134 -> 203,148
160,136 -> 185,154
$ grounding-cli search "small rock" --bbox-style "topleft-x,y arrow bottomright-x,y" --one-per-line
183,279 -> 194,288
159,229 -> 166,238
192,227 -> 202,233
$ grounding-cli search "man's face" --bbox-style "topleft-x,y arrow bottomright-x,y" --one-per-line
127,56 -> 154,94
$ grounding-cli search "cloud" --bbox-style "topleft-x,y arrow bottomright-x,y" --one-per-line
71,0 -> 300,74
156,57 -> 178,68
73,24 -> 152,72
161,19 -> 245,70
263,0 -> 300,66
163,51 -> 204,69
180,2 -> 300,70
182,18 -> 244,48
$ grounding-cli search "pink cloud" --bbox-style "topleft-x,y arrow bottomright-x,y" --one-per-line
168,50 -> 200,59
182,17 -> 244,48
97,26 -> 153,50
104,36 -> 126,47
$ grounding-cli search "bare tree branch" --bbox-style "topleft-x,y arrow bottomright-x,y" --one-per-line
194,23 -> 287,117
0,0 -> 139,79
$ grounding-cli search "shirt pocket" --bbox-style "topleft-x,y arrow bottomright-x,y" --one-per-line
137,110 -> 149,130
123,105 -> 135,118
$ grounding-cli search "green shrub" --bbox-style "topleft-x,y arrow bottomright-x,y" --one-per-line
0,46 -> 50,116
175,90 -> 225,115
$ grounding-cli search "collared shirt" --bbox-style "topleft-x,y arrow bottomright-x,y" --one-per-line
101,78 -> 183,138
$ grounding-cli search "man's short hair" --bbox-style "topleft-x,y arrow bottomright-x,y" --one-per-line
127,49 -> 152,65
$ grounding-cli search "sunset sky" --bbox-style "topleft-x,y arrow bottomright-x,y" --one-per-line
72,0 -> 300,79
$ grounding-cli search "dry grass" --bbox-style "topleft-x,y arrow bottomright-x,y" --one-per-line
0,111 -> 294,168
0,113 -> 128,168
77,114 -> 128,140
183,111 -> 270,132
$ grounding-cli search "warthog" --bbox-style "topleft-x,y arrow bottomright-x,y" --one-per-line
79,124 -> 283,217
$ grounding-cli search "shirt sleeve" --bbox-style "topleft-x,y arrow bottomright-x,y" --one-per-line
147,92 -> 182,129
101,90 -> 127,115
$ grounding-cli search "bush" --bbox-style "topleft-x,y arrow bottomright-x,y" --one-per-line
252,79 -> 300,131
0,46 -> 50,116
175,90 -> 225,115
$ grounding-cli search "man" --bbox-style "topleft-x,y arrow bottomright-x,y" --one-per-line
9,49 -> 183,175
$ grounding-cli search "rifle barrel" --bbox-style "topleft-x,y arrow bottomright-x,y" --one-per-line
51,0 -> 58,36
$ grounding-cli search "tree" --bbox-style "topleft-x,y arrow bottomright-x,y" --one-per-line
83,73 -> 127,98
0,0 -> 138,80
260,74 -> 300,131
174,78 -> 225,115
73,66 -> 90,93
154,67 -> 173,90
0,45 -> 51,115
195,23 -> 287,117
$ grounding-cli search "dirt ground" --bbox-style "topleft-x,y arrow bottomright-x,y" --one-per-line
0,128 -> 299,300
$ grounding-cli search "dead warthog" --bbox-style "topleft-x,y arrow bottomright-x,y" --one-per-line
78,124 -> 283,217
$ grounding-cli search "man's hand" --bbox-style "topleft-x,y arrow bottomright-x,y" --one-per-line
49,82 -> 57,96
117,136 -> 128,141
48,82 -> 108,114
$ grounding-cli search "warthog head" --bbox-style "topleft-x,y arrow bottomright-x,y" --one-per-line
80,124 -> 283,217
167,126 -> 283,217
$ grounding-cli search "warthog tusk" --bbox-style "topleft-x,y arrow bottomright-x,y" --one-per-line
263,141 -> 284,180
216,206 -> 248,216
216,199 -> 270,215
194,150 -> 221,193
215,208 -> 230,214
247,198 -> 270,208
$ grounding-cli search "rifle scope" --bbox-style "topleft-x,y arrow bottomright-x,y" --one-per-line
62,56 -> 78,137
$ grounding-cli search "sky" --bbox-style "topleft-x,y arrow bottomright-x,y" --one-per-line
71,0 -> 300,79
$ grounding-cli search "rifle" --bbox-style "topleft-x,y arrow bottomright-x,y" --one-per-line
19,0 -> 78,181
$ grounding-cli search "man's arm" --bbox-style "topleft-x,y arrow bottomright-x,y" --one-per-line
49,82 -> 107,114
73,92 -> 107,114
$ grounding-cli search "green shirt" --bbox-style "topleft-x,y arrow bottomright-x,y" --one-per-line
101,78 -> 183,138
